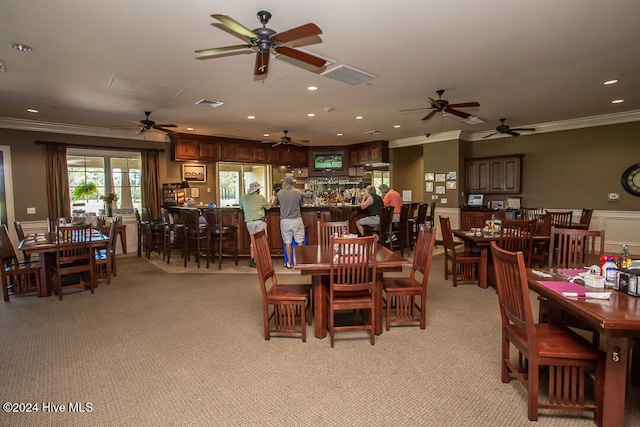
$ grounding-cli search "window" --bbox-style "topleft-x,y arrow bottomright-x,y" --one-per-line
218,162 -> 269,207
67,149 -> 141,215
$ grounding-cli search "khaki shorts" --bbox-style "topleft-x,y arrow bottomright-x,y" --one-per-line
280,217 -> 305,244
246,220 -> 267,235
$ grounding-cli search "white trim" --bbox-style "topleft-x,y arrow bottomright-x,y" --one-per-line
0,145 -> 17,246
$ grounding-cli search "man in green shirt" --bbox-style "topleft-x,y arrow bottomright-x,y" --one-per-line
239,181 -> 271,268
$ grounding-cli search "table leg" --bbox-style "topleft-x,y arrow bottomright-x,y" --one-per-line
375,272 -> 383,335
119,227 -> 127,254
37,252 -> 53,297
479,248 -> 488,289
313,276 -> 327,339
602,335 -> 629,427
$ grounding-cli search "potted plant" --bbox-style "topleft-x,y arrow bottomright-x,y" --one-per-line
72,181 -> 98,201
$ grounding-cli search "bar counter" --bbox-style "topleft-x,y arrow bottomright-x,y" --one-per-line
164,204 -> 366,256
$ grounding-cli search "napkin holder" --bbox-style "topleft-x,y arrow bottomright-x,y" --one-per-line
583,274 -> 605,289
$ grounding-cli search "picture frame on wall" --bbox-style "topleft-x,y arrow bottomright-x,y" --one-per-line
435,185 -> 446,194
435,173 -> 446,182
446,171 -> 457,181
425,182 -> 434,192
182,164 -> 206,183
425,172 -> 435,182
446,181 -> 457,190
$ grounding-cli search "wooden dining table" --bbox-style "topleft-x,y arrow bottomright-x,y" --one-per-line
294,244 -> 411,338
526,269 -> 640,427
18,230 -> 110,297
452,229 -> 550,287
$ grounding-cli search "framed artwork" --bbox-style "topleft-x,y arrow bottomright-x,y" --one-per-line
507,197 -> 521,209
182,164 -> 206,183
435,185 -> 446,194
435,173 -> 446,182
190,187 -> 200,198
446,171 -> 457,181
425,182 -> 434,192
424,172 -> 435,182
446,181 -> 457,190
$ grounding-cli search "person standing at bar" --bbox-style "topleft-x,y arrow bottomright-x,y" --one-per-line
378,183 -> 402,223
273,176 -> 304,269
239,181 -> 271,268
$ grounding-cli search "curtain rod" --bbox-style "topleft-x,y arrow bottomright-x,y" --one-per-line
35,140 -> 165,153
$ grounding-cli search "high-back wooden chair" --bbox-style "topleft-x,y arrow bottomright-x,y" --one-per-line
52,224 -> 95,300
439,216 -> 487,287
424,201 -> 436,229
160,207 -> 183,264
363,206 -> 394,248
181,209 -> 210,269
327,234 -> 378,348
547,226 -> 604,269
250,230 -> 311,342
531,213 -> 552,267
497,219 -> 534,267
330,207 -> 349,222
13,221 -> 30,263
203,208 -> 237,270
0,225 -> 41,301
461,211 -> 487,230
546,210 -> 573,228
410,203 -> 428,250
95,219 -> 118,285
578,208 -> 593,229
317,221 -> 349,247
142,207 -> 164,259
520,207 -> 544,220
490,242 -> 603,424
392,204 -> 411,257
383,225 -> 436,330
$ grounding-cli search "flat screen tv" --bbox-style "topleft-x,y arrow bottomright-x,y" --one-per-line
314,152 -> 343,171
467,194 -> 484,207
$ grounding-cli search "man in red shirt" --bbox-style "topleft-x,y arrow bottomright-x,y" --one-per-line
378,184 -> 402,223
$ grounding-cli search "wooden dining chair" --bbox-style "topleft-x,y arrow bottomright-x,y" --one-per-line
0,225 -> 41,301
142,207 -> 164,259
317,220 -> 349,247
439,216 -> 487,287
95,219 -> 118,285
52,224 -> 95,300
203,208 -> 238,270
161,207 -> 183,264
181,209 -> 210,269
497,219 -> 534,267
546,210 -> 573,228
391,204 -> 411,257
578,208 -> 593,229
547,226 -> 604,269
13,221 -> 31,263
490,242 -> 603,424
461,211 -> 487,230
424,201 -> 436,229
250,230 -> 311,342
330,207 -> 350,222
520,207 -> 544,221
383,225 -> 436,330
363,206 -> 394,249
530,213 -> 552,268
327,234 -> 378,347
411,203 -> 428,243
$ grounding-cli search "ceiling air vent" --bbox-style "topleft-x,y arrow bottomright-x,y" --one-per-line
321,65 -> 375,85
364,130 -> 382,135
195,99 -> 224,108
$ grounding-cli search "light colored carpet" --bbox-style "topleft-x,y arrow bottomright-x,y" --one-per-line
0,252 -> 638,426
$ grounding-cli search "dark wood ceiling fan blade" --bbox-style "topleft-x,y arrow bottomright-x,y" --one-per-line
446,108 -> 472,119
276,46 -> 326,67
421,110 -> 437,121
272,23 -> 322,44
507,130 -> 521,137
483,132 -> 498,139
211,14 -> 258,40
254,52 -> 270,75
448,101 -> 480,108
195,44 -> 252,56
510,127 -> 536,132
399,107 -> 430,113
272,141 -> 283,147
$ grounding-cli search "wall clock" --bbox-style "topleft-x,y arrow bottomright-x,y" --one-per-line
621,163 -> 640,197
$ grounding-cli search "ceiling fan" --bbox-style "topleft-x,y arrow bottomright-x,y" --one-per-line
134,111 -> 177,134
483,118 -> 536,138
262,130 -> 309,147
400,89 -> 480,121
195,10 -> 326,76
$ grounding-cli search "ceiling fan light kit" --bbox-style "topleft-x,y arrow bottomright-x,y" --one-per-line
195,11 -> 326,77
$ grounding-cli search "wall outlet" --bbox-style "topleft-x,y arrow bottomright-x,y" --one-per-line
207,187 -> 211,193
27,207 -> 36,214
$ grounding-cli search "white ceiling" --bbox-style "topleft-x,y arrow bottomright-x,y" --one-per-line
1,0 -> 639,146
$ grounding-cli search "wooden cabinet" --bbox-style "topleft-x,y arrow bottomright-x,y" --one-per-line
199,141 -> 217,161
349,141 -> 389,166
466,155 -> 522,194
253,145 -> 267,163
173,139 -> 199,161
218,142 -> 235,161
293,168 -> 308,179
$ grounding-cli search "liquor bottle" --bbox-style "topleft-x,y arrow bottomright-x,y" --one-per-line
621,244 -> 630,269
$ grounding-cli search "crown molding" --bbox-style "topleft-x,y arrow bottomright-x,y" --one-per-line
389,109 -> 640,148
0,117 -> 169,143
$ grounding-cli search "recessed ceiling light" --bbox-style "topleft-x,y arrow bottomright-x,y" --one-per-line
26,108 -> 39,113
186,127 -> 194,131
307,85 -> 318,91
356,116 -> 363,120
611,99 -> 624,104
247,115 -> 255,119
307,113 -> 316,117
10,42 -> 32,52
604,79 -> 619,85
336,133 -> 343,136
393,124 -> 401,128
263,133 -> 270,137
